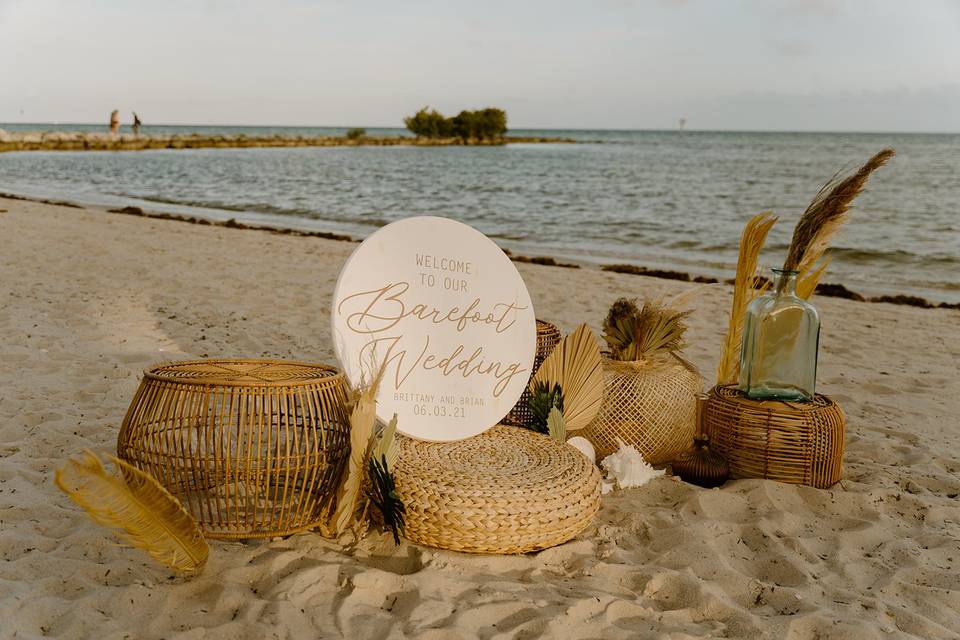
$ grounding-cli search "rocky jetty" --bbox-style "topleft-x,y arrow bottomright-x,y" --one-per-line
0,129 -> 573,153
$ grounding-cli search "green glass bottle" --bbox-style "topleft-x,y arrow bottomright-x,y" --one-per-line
738,269 -> 820,401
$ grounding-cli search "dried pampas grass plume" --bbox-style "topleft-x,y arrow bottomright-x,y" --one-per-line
716,212 -> 777,385
332,364 -> 386,537
784,148 -> 896,280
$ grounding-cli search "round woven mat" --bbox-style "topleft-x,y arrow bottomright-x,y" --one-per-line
144,359 -> 339,387
394,425 -> 601,554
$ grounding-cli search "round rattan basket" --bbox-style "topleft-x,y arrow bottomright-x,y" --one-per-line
502,320 -> 562,428
581,356 -> 702,464
704,384 -> 845,489
393,425 -> 601,554
117,359 -> 351,539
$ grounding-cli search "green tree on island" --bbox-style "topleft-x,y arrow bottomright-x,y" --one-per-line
404,107 -> 507,140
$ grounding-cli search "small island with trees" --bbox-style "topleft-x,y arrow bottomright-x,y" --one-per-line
0,107 -> 572,153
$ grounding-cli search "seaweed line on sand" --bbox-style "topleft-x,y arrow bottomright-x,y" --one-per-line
1,193 -> 954,310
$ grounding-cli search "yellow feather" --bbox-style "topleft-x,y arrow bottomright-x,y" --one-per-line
530,323 -> 604,432
54,450 -> 208,575
716,212 -> 777,385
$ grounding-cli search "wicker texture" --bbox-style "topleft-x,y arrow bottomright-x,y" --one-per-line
502,320 -> 562,428
117,359 -> 351,539
581,357 -> 702,464
393,425 -> 601,554
704,384 -> 845,488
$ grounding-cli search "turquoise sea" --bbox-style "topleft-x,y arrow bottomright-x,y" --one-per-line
1,124 -> 958,303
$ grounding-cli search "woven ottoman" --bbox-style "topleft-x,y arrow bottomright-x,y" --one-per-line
393,425 -> 601,554
704,384 -> 845,489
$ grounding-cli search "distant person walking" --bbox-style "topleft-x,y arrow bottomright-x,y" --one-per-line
132,112 -> 142,136
109,109 -> 120,135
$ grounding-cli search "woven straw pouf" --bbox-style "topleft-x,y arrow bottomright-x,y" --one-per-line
393,425 -> 601,554
704,384 -> 845,489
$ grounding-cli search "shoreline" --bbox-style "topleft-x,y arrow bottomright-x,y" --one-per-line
2,191 -> 956,310
0,131 -> 575,153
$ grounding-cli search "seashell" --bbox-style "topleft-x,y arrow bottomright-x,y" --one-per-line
566,436 -> 596,464
600,439 -> 664,490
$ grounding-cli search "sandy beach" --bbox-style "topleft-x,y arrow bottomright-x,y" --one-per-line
2,196 -> 959,639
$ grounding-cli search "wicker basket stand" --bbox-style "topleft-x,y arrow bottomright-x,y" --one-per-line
704,384 -> 845,488
117,359 -> 351,539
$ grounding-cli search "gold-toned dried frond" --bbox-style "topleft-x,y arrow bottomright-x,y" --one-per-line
531,323 -> 604,432
371,413 -> 400,470
783,148 -> 895,272
547,406 -> 566,443
630,301 -> 690,360
332,365 -> 386,536
603,296 -> 692,362
796,257 -> 831,300
716,212 -> 778,385
55,450 -> 208,575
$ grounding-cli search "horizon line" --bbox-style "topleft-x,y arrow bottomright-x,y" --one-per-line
2,121 -> 958,136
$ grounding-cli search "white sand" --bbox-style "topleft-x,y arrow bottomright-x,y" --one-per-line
1,197 -> 958,639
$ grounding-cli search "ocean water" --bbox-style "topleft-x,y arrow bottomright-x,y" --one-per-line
1,125 -> 958,303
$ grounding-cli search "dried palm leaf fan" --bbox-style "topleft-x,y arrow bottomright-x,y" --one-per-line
581,298 -> 703,463
503,320 -> 562,428
55,450 -> 209,575
527,323 -> 605,439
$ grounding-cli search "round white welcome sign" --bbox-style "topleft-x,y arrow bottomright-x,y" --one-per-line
332,216 -> 536,441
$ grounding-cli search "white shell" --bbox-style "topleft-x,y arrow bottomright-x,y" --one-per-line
600,440 -> 664,490
566,436 -> 596,464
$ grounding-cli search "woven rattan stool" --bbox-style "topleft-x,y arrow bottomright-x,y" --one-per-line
393,425 -> 601,554
117,359 -> 351,539
502,320 -> 562,428
704,384 -> 845,489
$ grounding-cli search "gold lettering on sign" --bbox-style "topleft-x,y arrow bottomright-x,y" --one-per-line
337,280 -> 530,398
338,282 -> 525,334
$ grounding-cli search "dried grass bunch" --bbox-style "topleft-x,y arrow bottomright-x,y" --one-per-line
602,297 -> 690,362
329,365 -> 405,544
715,148 -> 895,384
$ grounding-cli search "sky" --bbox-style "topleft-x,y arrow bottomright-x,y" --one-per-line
2,0 -> 959,132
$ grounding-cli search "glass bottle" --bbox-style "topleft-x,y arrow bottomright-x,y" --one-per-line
738,268 -> 820,401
